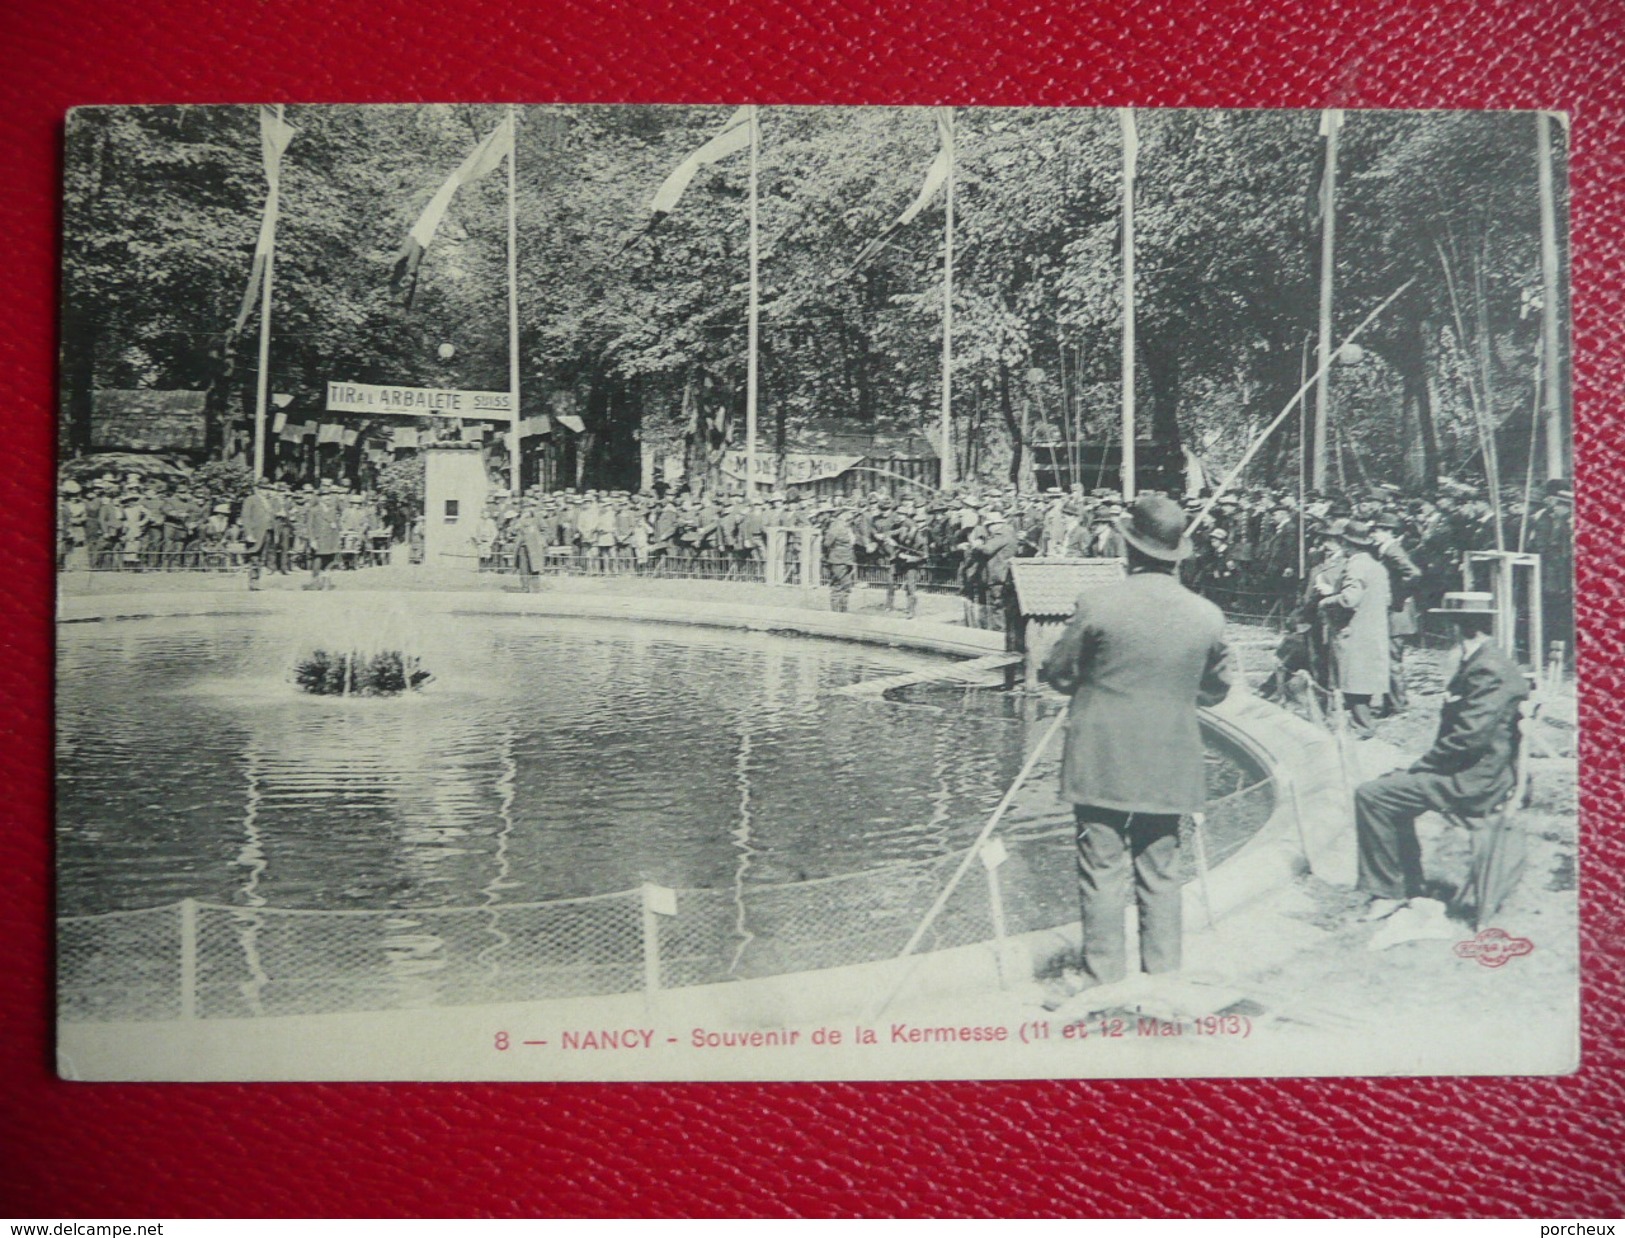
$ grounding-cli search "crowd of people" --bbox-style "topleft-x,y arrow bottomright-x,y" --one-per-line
475,476 -> 1573,646
57,474 -> 393,583
58,467 -> 1574,669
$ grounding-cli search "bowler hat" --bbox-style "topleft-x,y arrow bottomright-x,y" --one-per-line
1116,494 -> 1191,561
1429,591 -> 1497,618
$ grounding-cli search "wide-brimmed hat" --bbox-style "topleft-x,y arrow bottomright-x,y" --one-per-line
1116,494 -> 1192,561
1429,591 -> 1497,618
1338,519 -> 1376,548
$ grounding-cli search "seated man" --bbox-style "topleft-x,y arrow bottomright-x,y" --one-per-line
1353,591 -> 1529,921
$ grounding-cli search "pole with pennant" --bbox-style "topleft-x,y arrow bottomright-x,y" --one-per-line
1536,112 -> 1566,482
1311,109 -> 1341,493
940,108 -> 956,491
506,105 -> 522,496
252,105 -> 290,481
1118,108 -> 1137,502
746,106 -> 760,498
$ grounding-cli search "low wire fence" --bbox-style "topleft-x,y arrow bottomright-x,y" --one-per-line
58,785 -> 1274,1024
479,548 -> 965,592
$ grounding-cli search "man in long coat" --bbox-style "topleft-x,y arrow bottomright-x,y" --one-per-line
972,512 -> 1020,632
1321,520 -> 1390,737
240,482 -> 276,589
1373,512 -> 1422,714
1039,494 -> 1233,1000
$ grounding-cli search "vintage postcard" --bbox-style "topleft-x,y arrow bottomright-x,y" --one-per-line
55,104 -> 1578,1081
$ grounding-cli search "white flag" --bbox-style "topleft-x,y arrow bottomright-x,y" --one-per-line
648,107 -> 753,222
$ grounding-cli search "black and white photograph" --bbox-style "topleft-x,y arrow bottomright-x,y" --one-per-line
54,103 -> 1578,1081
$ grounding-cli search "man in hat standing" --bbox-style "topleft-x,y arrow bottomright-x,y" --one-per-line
1352,592 -> 1529,923
823,504 -> 858,612
240,481 -> 276,590
1372,512 -> 1422,715
1319,519 -> 1390,737
1527,480 -> 1574,663
971,511 -> 1020,632
1039,494 -> 1233,1001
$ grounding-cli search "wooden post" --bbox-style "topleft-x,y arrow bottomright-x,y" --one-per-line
506,106 -> 522,496
252,105 -> 286,481
746,107 -> 761,498
1536,113 -> 1567,482
940,108 -> 956,490
1118,108 -> 1137,501
179,898 -> 199,1021
640,883 -> 675,1016
1311,109 -> 1341,493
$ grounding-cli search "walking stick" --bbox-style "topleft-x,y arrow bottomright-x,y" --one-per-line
869,707 -> 1069,1022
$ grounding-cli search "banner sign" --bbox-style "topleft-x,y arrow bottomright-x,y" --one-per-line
721,450 -> 863,486
326,380 -> 514,419
91,389 -> 206,453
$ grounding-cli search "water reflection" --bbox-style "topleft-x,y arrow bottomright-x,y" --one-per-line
59,613 -> 1041,917
58,610 -> 1277,1016
230,746 -> 270,1015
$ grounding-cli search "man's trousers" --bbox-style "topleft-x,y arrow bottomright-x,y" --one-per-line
1354,769 -> 1457,900
1074,806 -> 1183,986
1387,633 -> 1410,711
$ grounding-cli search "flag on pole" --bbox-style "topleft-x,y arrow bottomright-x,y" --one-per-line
1120,106 -> 1138,184
272,411 -> 288,434
341,428 -> 359,447
847,109 -> 953,277
231,105 -> 298,335
650,107 -> 752,223
1307,109 -> 1342,223
392,427 -> 420,450
318,422 -> 344,445
392,114 -> 514,306
617,107 -> 752,255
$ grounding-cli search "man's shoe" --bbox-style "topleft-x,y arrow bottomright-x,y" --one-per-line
1040,972 -> 1091,1013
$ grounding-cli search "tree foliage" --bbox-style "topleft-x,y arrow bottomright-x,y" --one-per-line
60,105 -> 1570,492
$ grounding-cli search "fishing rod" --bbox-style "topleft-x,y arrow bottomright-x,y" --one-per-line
1187,278 -> 1417,537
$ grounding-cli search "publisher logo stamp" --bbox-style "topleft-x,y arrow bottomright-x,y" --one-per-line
1454,928 -> 1535,969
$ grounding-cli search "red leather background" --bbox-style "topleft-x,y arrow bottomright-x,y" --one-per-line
3,0 -> 1621,1218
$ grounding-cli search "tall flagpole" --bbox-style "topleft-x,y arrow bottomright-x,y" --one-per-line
1536,112 -> 1565,482
1311,108 -> 1341,493
745,106 -> 760,498
252,104 -> 285,481
940,109 -> 955,490
1118,108 -> 1136,502
506,105 -> 522,496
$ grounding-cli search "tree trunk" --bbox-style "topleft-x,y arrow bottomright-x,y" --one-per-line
62,310 -> 96,457
999,361 -> 1023,489
1140,332 -> 1185,480
1252,338 -> 1304,486
1390,315 -> 1439,491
